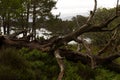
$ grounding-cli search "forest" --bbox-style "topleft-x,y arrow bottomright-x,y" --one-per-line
0,0 -> 120,80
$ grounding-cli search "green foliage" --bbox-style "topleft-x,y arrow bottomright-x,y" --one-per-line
63,61 -> 120,80
20,48 -> 59,80
63,60 -> 96,80
114,58 -> 120,64
83,7 -> 120,51
63,61 -> 83,80
92,8 -> 115,24
0,48 -> 120,80
95,68 -> 120,80
0,48 -> 35,80
0,48 -> 28,69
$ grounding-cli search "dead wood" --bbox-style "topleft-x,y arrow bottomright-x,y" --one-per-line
0,0 -> 120,79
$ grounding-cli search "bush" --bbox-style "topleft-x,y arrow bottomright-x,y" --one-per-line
0,48 -> 35,80
0,47 -> 120,80
95,68 -> 120,80
20,48 -> 59,80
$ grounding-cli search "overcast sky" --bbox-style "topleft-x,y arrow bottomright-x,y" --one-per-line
51,0 -> 119,19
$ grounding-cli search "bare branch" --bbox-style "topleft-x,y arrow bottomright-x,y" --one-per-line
75,36 -> 92,54
61,48 -> 120,72
110,23 -> 120,31
63,0 -> 97,42
98,29 -> 118,55
0,0 -> 120,74
88,23 -> 120,32
75,36 -> 96,69
102,53 -> 120,62
54,50 -> 65,80
100,16 -> 118,28
87,0 -> 97,23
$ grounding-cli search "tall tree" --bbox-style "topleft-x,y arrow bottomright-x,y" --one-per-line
0,0 -> 25,35
30,0 -> 56,39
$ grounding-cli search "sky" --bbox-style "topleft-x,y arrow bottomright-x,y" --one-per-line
51,0 -> 119,19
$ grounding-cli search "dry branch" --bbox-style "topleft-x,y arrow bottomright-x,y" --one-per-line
0,0 -> 120,76
0,35 -> 120,72
98,29 -> 118,55
75,36 -> 96,69
63,0 -> 97,42
58,48 -> 120,72
54,50 -> 65,80
87,0 -> 97,23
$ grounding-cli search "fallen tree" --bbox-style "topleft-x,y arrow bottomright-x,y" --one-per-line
0,0 -> 120,80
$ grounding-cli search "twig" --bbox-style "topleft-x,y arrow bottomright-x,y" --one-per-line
98,29 -> 118,55
75,36 -> 96,69
87,0 -> 97,23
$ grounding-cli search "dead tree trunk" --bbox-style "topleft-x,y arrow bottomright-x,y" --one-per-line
0,0 -> 120,79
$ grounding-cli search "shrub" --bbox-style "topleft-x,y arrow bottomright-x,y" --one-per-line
0,47 -> 120,80
0,48 -> 35,80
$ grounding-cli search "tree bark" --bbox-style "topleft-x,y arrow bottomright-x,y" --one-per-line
32,1 -> 37,40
